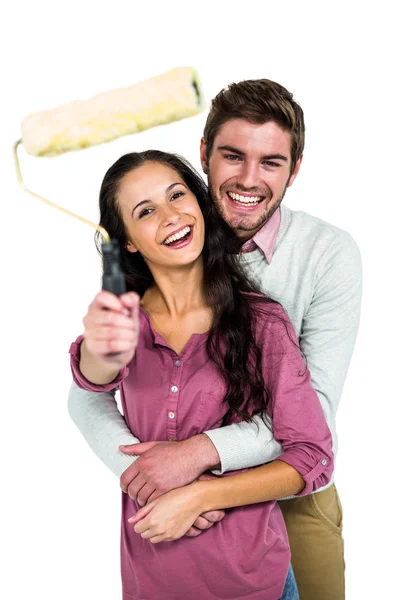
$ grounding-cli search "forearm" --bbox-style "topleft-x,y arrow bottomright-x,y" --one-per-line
185,433 -> 221,473
204,414 -> 282,474
79,340 -> 120,385
68,382 -> 139,477
195,460 -> 305,512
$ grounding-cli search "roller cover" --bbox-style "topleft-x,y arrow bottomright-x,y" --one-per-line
21,67 -> 204,156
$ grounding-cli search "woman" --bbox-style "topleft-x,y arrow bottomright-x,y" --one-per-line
69,150 -> 333,600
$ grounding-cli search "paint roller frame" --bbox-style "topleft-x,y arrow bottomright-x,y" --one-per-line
13,138 -> 127,295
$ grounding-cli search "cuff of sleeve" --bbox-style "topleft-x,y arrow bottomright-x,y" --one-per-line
111,440 -> 141,478
278,454 -> 332,497
69,338 -> 129,392
203,427 -> 251,475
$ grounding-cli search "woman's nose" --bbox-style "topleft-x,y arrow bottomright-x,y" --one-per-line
161,205 -> 181,227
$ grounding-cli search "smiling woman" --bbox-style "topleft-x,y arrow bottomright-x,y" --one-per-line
68,148 -> 333,600
94,151 -> 211,296
118,161 -> 205,267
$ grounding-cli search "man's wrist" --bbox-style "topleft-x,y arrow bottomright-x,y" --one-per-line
186,434 -> 221,473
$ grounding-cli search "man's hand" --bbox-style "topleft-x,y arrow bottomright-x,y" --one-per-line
119,435 -> 221,506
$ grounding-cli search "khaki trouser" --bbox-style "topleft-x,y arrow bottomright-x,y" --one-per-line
278,484 -> 345,600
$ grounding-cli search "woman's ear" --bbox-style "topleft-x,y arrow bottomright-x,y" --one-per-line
125,241 -> 138,253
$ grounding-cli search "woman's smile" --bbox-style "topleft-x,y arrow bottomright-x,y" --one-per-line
162,225 -> 194,249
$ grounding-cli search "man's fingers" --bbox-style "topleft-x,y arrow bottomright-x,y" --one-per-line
147,490 -> 162,504
120,464 -> 139,492
185,527 -> 203,537
192,516 -> 214,531
136,483 -> 157,507
127,475 -> 148,501
119,444 -> 142,458
200,509 -> 225,523
119,441 -> 159,455
191,510 -> 225,531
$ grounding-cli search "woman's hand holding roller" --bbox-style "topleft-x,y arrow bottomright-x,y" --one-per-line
80,290 -> 140,384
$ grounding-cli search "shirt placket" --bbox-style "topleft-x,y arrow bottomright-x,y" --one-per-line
166,354 -> 183,441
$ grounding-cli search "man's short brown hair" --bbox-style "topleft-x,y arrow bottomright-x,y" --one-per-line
203,79 -> 305,174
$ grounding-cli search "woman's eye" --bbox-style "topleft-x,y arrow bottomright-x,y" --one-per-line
171,191 -> 184,200
139,208 -> 153,218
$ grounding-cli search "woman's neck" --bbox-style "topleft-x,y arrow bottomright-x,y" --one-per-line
141,258 -> 207,318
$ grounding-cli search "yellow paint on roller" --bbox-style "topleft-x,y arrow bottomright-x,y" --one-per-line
21,67 -> 204,156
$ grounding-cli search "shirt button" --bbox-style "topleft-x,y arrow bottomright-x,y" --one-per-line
171,385 -> 178,393
168,411 -> 175,419
168,435 -> 176,441
321,459 -> 327,466
175,360 -> 181,367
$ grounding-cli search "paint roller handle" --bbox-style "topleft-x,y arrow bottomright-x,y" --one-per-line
101,241 -> 127,296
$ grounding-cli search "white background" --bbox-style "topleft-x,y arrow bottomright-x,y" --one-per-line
2,1 -> 399,598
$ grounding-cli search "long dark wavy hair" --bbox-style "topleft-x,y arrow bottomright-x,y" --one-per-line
95,150 -> 281,426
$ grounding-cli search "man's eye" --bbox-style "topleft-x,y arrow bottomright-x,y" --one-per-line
171,191 -> 184,200
263,161 -> 280,168
225,154 -> 242,161
139,208 -> 153,218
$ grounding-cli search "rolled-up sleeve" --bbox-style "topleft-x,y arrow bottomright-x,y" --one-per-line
69,335 -> 129,392
262,308 -> 334,496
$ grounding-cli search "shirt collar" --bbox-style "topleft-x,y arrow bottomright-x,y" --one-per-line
239,207 -> 281,263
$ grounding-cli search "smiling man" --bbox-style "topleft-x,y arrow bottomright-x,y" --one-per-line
68,78 -> 362,600
204,120 -> 300,238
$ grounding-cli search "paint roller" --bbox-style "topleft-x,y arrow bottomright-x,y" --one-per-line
13,66 -> 204,295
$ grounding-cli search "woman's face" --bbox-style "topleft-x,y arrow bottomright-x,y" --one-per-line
117,161 -> 205,270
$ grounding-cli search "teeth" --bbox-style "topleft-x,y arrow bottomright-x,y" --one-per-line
164,226 -> 191,245
228,192 -> 262,204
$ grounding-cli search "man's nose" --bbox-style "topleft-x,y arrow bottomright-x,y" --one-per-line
237,161 -> 260,190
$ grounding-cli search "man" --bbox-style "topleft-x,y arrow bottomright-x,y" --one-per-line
69,78 -> 362,599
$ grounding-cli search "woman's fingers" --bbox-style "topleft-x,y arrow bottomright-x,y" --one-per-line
86,339 -> 137,356
120,291 -> 140,312
85,326 -> 136,342
85,291 -> 139,329
82,291 -> 140,363
138,527 -> 154,540
90,290 -> 126,312
84,308 -> 136,331
128,502 -> 154,524
149,534 -> 168,544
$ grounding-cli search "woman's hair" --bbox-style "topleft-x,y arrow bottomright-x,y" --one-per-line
203,79 -> 305,175
95,150 -> 282,426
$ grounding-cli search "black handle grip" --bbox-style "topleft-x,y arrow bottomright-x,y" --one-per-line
101,240 -> 126,296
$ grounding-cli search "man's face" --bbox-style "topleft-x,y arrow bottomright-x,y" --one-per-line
200,119 -> 302,241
